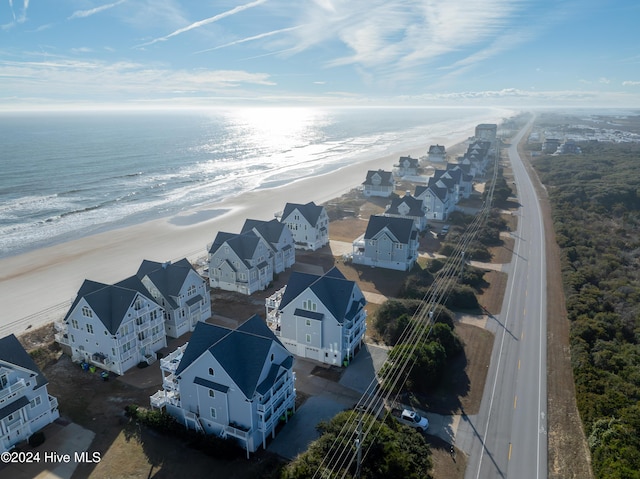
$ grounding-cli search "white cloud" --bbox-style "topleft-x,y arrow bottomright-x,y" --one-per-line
138,0 -> 267,47
599,77 -> 610,84
68,0 -> 126,20
622,80 -> 640,86
193,26 -> 303,55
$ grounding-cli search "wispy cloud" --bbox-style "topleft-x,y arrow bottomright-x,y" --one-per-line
622,80 -> 640,86
68,0 -> 126,20
3,0 -> 29,29
137,0 -> 267,48
193,26 -> 303,55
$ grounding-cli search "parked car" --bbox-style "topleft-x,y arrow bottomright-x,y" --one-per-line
393,408 -> 429,432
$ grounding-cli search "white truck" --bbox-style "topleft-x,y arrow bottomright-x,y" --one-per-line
394,408 -> 429,432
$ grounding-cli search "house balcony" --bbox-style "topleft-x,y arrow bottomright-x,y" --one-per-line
265,286 -> 285,311
162,373 -> 179,391
160,344 -> 187,373
54,332 -> 70,346
225,423 -> 250,440
118,330 -> 136,346
48,395 -> 58,411
150,389 -> 180,409
0,378 -> 27,406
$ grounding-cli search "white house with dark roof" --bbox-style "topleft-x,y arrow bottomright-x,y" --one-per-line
150,316 -> 295,457
240,218 -> 295,274
415,180 -> 454,221
393,155 -> 420,178
207,231 -> 274,295
1,334 -> 59,453
427,145 -> 446,163
55,279 -> 166,375
279,201 -> 329,251
475,123 -> 497,143
352,215 -> 419,271
136,258 -> 211,339
383,193 -> 427,231
265,267 -> 366,366
362,169 -> 395,197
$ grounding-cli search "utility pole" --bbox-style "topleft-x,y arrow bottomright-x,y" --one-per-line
355,416 -> 363,479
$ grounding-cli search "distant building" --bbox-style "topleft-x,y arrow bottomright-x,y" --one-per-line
427,145 -> 446,163
0,334 -> 60,452
280,201 -> 329,251
556,139 -> 581,155
542,138 -> 561,154
150,316 -> 295,457
362,169 -> 395,197
352,215 -> 419,271
383,193 -> 427,231
393,156 -> 420,178
475,124 -> 497,143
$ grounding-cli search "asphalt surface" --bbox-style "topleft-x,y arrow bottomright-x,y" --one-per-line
458,119 -> 548,479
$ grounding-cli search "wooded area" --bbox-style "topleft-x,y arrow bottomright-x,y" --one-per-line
533,142 -> 640,479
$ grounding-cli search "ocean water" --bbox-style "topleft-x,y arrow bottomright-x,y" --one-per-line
0,106 -> 513,258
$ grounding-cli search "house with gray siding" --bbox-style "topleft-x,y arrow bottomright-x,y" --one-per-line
279,201 -> 329,251
383,193 -> 427,231
207,231 -> 273,295
240,219 -> 295,274
136,258 -> 211,338
352,215 -> 418,271
362,169 -> 395,197
266,267 -> 367,365
1,334 -> 59,453
55,278 -> 167,375
150,316 -> 295,457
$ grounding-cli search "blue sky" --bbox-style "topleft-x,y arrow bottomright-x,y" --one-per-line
2,0 -> 639,109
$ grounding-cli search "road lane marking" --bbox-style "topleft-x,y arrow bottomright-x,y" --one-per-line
518,359 -> 521,370
509,443 -> 513,461
514,395 -> 518,409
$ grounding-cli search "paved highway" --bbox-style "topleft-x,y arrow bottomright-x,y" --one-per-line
458,117 -> 548,479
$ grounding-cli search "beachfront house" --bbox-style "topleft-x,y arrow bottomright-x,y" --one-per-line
55,279 -> 167,375
362,169 -> 395,198
475,123 -> 498,143
240,219 -> 296,274
415,180 -> 454,221
0,334 -> 60,453
393,156 -> 420,178
352,215 -> 419,271
265,268 -> 366,366
207,232 -> 273,295
136,259 -> 211,339
279,201 -> 329,251
445,164 -> 474,199
427,145 -> 446,163
149,316 -> 296,457
383,193 -> 427,231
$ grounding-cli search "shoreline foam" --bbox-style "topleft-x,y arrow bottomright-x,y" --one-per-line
0,134 -> 471,337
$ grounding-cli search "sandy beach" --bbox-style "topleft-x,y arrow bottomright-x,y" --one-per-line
0,134 -> 469,337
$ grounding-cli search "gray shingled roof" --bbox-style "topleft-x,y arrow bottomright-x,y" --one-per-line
281,201 -> 324,227
363,215 -> 415,243
136,258 -> 196,300
279,267 -> 358,325
241,218 -> 287,246
362,170 -> 394,187
64,279 -> 143,335
0,334 -> 48,389
386,194 -> 424,217
208,232 -> 262,264
176,315 -> 291,399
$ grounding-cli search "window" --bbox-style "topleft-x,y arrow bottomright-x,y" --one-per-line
81,306 -> 93,318
86,324 -> 94,334
305,319 -> 311,326
30,396 -> 42,409
210,407 -> 217,419
208,368 -> 215,376
209,389 -> 215,398
71,319 -> 79,329
187,284 -> 196,296
302,300 -> 317,312
134,298 -> 143,311
0,374 -> 7,389
306,334 -> 311,343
